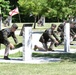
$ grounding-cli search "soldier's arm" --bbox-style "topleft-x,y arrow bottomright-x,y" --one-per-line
12,33 -> 18,44
52,31 -> 60,42
70,29 -> 76,37
47,29 -> 57,42
49,35 -> 57,42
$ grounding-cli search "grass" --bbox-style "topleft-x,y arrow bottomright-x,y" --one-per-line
0,62 -> 76,75
7,51 -> 76,63
0,51 -> 76,75
33,52 -> 76,62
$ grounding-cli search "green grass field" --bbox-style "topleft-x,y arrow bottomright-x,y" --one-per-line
0,23 -> 76,75
0,62 -> 76,75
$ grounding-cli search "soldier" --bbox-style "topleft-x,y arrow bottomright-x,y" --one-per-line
57,21 -> 76,45
0,23 -> 18,60
34,24 -> 60,51
57,23 -> 64,45
70,21 -> 76,41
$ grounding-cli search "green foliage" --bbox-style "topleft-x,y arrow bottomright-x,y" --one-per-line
47,0 -> 76,20
0,0 -> 10,18
18,0 -> 44,16
16,0 -> 76,22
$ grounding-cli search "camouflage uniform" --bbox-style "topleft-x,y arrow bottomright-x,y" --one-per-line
0,24 -> 18,59
57,23 -> 64,45
57,22 -> 76,45
39,24 -> 60,51
0,28 -> 18,46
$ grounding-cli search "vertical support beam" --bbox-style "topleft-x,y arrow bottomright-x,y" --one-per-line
64,23 -> 70,52
23,24 -> 32,61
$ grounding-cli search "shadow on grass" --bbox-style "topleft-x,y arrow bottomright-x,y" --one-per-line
32,53 -> 76,62
10,43 -> 76,62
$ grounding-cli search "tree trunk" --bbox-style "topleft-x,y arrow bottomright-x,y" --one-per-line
33,16 -> 37,29
57,17 -> 59,22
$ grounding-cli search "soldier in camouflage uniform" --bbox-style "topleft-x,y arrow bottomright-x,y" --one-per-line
57,21 -> 76,45
34,24 -> 60,51
70,22 -> 76,42
0,23 -> 18,60
57,23 -> 64,45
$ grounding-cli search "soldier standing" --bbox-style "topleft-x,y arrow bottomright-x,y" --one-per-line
34,24 -> 60,51
0,23 -> 18,60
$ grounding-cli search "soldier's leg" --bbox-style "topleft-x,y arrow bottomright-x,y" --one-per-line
48,41 -> 55,51
34,43 -> 48,51
60,32 -> 64,44
42,43 -> 48,50
4,44 -> 10,60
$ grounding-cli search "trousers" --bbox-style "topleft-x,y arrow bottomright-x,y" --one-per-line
4,45 -> 10,56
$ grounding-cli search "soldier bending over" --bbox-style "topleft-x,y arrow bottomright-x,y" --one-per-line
0,23 -> 18,60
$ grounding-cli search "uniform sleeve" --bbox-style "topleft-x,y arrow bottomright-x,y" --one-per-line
12,33 -> 18,44
52,31 -> 60,42
48,29 -> 60,42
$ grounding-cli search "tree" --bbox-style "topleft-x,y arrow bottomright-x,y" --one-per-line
18,0 -> 76,23
9,0 -> 19,9
47,0 -> 70,21
0,0 -> 10,20
47,0 -> 76,21
18,0 -> 47,29
66,0 -> 76,17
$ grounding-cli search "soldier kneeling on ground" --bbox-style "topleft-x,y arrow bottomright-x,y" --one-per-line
34,24 -> 60,51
